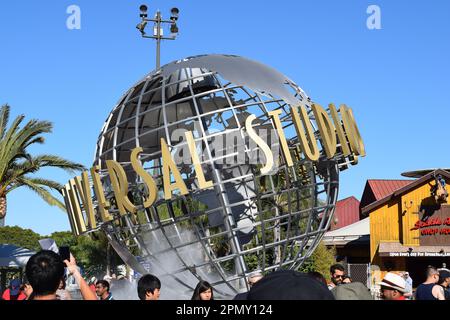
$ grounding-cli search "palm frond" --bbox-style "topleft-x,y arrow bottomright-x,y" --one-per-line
23,136 -> 45,149
13,119 -> 52,152
25,177 -> 64,193
0,113 -> 26,178
0,156 -> 38,193
0,113 -> 25,146
7,176 -> 65,194
0,155 -> 85,195
4,157 -> 38,177
15,177 -> 66,211
31,155 -> 86,173
0,106 -> 85,217
0,118 -> 52,177
0,104 -> 10,140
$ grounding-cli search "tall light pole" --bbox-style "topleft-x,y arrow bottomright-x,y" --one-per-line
136,4 -> 180,70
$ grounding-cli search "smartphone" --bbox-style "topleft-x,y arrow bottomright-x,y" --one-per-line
59,246 -> 71,261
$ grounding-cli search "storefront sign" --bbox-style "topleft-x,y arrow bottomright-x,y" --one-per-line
385,252 -> 450,258
412,205 -> 450,246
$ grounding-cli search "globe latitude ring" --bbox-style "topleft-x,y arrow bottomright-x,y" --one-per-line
94,54 -> 341,299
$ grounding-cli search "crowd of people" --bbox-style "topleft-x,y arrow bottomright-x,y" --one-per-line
0,250 -> 215,301
326,263 -> 450,301
1,250 -> 449,301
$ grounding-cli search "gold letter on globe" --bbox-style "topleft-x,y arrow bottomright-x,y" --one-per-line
130,147 -> 158,208
246,114 -> 274,175
268,109 -> 294,167
91,166 -> 113,222
161,138 -> 189,200
106,160 -> 137,215
291,105 -> 320,161
185,131 -> 213,190
311,103 -> 337,159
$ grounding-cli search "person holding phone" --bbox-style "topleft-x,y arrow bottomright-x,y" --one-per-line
25,250 -> 97,300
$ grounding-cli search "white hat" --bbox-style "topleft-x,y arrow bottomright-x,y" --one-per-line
378,272 -> 407,293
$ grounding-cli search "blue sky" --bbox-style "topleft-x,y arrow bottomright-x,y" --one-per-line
0,0 -> 449,235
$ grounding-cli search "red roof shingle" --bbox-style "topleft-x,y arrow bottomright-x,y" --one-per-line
361,169 -> 450,215
359,179 -> 413,218
330,196 -> 360,231
367,180 -> 413,201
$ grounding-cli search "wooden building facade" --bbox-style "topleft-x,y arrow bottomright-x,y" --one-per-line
361,169 -> 450,284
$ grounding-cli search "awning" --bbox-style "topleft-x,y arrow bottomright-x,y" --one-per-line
322,217 -> 370,246
378,242 -> 450,258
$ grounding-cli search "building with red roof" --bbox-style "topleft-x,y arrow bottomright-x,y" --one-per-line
360,180 -> 413,218
323,169 -> 450,289
330,196 -> 361,231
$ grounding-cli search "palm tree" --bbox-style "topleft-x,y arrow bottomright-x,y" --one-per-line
0,104 -> 85,225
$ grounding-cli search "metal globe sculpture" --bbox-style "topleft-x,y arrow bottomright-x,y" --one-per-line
93,54 -> 346,299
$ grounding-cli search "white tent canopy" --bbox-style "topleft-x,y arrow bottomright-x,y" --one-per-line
0,244 -> 36,268
322,217 -> 370,246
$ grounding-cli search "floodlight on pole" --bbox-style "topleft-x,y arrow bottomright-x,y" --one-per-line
170,23 -> 178,34
136,21 -> 148,35
136,4 -> 180,70
170,7 -> 179,21
140,5 -> 148,17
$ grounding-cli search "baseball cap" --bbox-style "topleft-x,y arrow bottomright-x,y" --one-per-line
439,270 -> 450,283
9,279 -> 21,296
246,270 -> 335,300
439,270 -> 450,278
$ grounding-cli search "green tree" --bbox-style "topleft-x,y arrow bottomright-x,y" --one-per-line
0,225 -> 41,251
48,231 -> 78,248
0,104 -> 85,224
298,241 -> 336,277
0,225 -> 124,279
